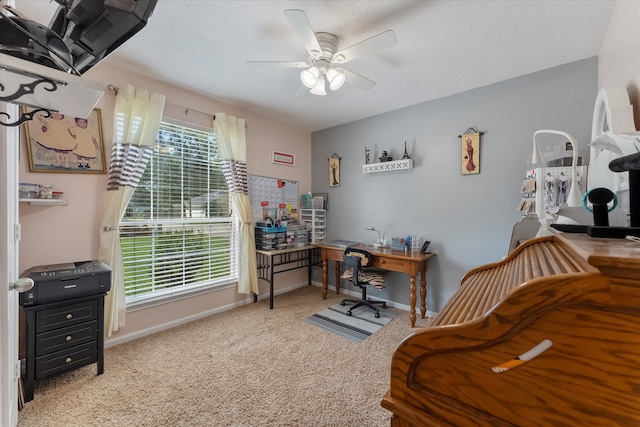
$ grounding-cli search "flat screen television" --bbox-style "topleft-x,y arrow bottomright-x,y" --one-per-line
49,0 -> 158,73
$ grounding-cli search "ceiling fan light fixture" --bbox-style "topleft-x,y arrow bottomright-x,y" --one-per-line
326,68 -> 346,91
309,76 -> 326,96
300,66 -> 319,88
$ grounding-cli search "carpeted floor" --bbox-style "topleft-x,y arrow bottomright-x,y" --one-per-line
17,286 -> 430,427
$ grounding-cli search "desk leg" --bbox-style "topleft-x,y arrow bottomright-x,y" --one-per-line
409,275 -> 417,328
269,255 -> 274,309
307,248 -> 312,285
335,261 -> 341,294
420,269 -> 427,319
322,258 -> 328,299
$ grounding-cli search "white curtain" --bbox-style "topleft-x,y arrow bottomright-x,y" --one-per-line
99,84 -> 165,337
214,113 -> 258,295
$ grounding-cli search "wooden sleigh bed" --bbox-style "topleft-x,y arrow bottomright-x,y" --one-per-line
381,230 -> 640,426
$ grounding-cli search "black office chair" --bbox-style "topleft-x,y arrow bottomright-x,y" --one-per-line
340,247 -> 387,318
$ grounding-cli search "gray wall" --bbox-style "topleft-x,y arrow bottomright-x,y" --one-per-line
311,57 -> 598,314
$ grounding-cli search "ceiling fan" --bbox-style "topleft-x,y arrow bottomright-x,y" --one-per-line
247,9 -> 397,96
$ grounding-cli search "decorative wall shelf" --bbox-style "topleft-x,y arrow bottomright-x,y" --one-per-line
0,53 -> 105,126
19,198 -> 68,206
362,159 -> 413,174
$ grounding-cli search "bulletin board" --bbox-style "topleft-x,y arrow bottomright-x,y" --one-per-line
248,174 -> 298,220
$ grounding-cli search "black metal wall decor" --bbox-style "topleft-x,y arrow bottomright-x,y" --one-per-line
0,54 -> 105,128
0,65 -> 58,126
0,106 -> 52,127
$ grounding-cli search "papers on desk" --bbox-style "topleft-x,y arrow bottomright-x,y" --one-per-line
324,240 -> 360,248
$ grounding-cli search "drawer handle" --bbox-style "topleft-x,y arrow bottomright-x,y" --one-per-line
65,357 -> 72,363
66,314 -> 73,319
66,335 -> 72,342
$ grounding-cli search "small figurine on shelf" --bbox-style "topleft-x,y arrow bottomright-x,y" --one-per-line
402,141 -> 410,160
379,151 -> 393,162
365,146 -> 371,164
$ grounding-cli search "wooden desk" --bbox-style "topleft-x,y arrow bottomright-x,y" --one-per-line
381,232 -> 640,426
256,245 -> 321,309
318,244 -> 435,327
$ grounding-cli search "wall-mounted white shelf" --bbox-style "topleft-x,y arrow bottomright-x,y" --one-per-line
19,198 -> 68,206
0,53 -> 105,119
362,159 -> 413,174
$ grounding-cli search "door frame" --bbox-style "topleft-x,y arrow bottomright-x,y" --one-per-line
1,101 -> 21,426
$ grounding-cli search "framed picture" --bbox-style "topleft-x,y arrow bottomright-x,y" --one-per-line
460,131 -> 480,175
272,150 -> 295,166
329,154 -> 340,187
23,108 -> 106,173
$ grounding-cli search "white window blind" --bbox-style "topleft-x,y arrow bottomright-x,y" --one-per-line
120,121 -> 238,305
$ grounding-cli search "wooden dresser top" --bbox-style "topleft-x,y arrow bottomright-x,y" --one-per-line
553,230 -> 640,280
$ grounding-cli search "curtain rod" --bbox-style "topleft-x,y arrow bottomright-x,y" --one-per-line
106,84 -> 247,127
165,102 -> 215,120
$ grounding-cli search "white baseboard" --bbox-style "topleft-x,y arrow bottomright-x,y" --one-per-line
107,280 -> 437,348
105,281 -> 311,348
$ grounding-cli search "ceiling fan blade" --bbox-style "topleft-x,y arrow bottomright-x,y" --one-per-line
247,61 -> 308,68
341,68 -> 376,91
333,30 -> 397,63
295,85 -> 308,97
284,9 -> 322,57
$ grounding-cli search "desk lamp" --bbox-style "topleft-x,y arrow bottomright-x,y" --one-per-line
366,226 -> 385,247
532,130 -> 582,207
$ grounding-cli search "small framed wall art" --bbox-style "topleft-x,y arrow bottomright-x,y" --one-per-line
329,153 -> 340,187
272,150 -> 295,166
459,127 -> 483,175
23,107 -> 106,173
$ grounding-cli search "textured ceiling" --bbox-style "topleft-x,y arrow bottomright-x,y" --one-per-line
14,1 -> 615,132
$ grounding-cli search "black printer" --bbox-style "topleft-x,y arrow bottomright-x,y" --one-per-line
19,260 -> 112,306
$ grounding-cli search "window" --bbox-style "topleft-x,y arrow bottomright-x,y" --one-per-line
120,120 -> 238,305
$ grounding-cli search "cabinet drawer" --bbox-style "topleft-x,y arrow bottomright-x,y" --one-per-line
35,300 -> 98,333
35,321 -> 97,357
35,341 -> 97,380
371,257 -> 408,272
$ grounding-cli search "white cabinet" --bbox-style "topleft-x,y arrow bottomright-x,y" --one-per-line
300,209 -> 326,244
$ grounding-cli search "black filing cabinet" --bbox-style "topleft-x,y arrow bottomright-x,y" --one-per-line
22,293 -> 106,402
